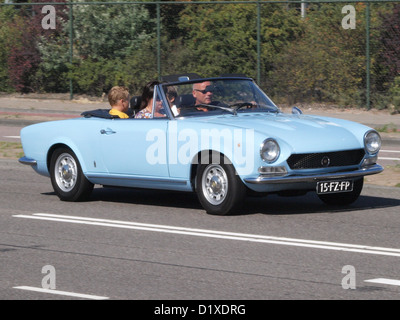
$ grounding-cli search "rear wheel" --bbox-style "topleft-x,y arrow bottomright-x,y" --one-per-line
196,155 -> 246,215
50,148 -> 94,201
317,177 -> 363,206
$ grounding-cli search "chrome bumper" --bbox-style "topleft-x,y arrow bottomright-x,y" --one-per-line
18,156 -> 37,166
244,164 -> 383,184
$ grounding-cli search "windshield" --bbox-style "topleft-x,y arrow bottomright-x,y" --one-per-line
161,78 -> 279,118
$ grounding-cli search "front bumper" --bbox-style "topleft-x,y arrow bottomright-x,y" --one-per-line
244,164 -> 383,184
18,156 -> 37,166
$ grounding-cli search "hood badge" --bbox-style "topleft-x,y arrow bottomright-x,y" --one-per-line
321,156 -> 331,167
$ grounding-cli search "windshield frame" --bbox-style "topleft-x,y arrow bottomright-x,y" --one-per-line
158,77 -> 280,119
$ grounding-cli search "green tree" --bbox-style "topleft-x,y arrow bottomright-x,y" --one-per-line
177,1 -> 302,79
270,3 -> 370,106
37,0 -> 155,94
73,1 -> 152,60
0,5 -> 23,91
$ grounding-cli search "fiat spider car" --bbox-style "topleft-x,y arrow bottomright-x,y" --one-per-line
19,75 -> 383,215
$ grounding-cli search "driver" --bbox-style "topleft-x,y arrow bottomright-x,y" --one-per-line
179,81 -> 228,116
192,81 -> 214,112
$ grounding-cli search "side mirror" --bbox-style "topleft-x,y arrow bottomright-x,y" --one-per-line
292,106 -> 303,115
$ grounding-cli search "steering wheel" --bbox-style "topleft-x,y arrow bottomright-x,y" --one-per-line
230,102 -> 256,110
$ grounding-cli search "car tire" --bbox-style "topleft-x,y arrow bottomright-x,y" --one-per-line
196,155 -> 246,215
50,147 -> 94,201
317,177 -> 363,206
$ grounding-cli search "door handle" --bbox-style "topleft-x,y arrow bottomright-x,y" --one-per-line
100,128 -> 116,135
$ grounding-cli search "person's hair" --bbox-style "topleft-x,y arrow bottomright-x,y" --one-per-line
166,86 -> 178,101
192,81 -> 212,92
108,86 -> 130,106
140,80 -> 160,109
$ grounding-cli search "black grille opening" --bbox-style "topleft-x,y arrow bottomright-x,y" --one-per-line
287,149 -> 365,169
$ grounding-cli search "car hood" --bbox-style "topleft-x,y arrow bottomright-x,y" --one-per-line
187,112 -> 369,152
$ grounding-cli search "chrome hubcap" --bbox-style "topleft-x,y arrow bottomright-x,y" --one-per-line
55,153 -> 77,192
202,164 -> 228,205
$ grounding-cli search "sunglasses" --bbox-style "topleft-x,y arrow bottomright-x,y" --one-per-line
194,88 -> 214,94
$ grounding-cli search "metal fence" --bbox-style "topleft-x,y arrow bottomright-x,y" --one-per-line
1,0 -> 399,110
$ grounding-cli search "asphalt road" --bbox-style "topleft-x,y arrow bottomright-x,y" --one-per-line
1,159 -> 400,303
0,125 -> 21,142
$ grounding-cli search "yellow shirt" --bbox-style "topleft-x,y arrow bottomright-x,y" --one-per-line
109,109 -> 129,119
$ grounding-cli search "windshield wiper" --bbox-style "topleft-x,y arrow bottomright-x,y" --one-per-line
231,102 -> 279,114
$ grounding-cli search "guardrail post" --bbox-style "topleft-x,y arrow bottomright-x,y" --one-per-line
157,1 -> 161,80
69,0 -> 73,100
257,0 -> 261,84
366,1 -> 371,109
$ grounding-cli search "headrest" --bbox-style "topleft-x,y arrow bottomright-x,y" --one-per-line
130,96 -> 142,111
81,109 -> 118,119
176,94 -> 195,108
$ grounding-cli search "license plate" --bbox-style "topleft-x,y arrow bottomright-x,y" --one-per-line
317,180 -> 353,194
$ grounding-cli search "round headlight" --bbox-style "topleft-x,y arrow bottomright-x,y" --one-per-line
260,138 -> 280,163
364,130 -> 381,154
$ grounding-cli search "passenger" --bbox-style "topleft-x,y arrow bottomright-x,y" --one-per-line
167,86 -> 179,116
135,80 -> 165,119
108,86 -> 130,119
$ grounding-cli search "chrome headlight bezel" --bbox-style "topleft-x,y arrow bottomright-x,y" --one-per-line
260,138 -> 280,163
364,130 -> 381,155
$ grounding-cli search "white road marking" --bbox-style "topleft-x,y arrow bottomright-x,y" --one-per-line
13,286 -> 109,300
364,278 -> 400,287
3,135 -> 20,139
379,149 -> 400,161
13,213 -> 400,258
381,150 -> 400,153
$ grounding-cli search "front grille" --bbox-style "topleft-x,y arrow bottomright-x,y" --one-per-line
287,149 -> 365,169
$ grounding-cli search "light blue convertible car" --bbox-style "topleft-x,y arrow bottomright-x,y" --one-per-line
19,75 -> 383,215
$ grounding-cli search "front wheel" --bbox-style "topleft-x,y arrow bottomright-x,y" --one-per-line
196,157 -> 246,215
317,178 -> 364,206
50,148 -> 94,201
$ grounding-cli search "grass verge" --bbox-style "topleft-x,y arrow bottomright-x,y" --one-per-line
0,141 -> 24,159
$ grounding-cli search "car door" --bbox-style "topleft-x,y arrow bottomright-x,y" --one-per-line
99,118 -> 169,178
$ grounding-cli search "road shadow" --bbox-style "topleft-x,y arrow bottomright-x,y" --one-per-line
43,186 -> 400,216
89,186 -> 203,210
241,192 -> 400,216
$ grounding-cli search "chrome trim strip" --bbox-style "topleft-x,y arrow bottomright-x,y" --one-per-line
244,164 -> 383,184
86,174 -> 187,185
18,156 -> 37,166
